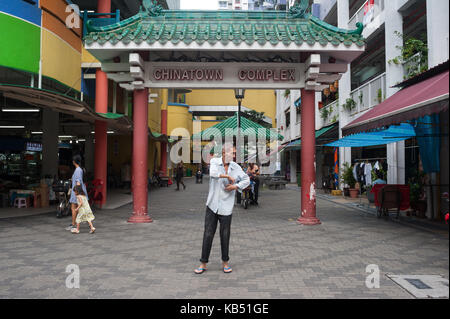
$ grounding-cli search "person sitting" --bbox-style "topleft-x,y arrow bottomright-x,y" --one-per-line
373,171 -> 386,185
246,163 -> 260,205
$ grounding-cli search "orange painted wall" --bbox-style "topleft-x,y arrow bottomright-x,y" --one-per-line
40,0 -> 82,53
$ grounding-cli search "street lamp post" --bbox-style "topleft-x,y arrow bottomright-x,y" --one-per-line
234,88 -> 245,163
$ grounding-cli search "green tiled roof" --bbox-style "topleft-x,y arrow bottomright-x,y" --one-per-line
97,112 -> 124,119
193,114 -> 283,141
284,123 -> 337,150
84,1 -> 364,47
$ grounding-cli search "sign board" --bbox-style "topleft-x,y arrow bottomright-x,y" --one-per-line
26,142 -> 42,152
143,62 -> 306,89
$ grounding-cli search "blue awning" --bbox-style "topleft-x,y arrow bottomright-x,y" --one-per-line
325,123 -> 416,147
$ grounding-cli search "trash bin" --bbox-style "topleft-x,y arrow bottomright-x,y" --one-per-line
186,168 -> 192,177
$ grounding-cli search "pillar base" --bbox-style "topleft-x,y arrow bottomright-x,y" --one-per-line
297,216 -> 321,225
128,214 -> 153,223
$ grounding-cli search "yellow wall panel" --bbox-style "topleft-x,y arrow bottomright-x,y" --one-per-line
148,88 -> 163,133
168,105 -> 192,137
41,29 -> 81,91
81,47 -> 99,64
185,89 -> 277,127
201,121 -> 221,131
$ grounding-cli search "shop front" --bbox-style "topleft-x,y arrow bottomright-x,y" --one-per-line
338,61 -> 449,220
0,83 -> 132,215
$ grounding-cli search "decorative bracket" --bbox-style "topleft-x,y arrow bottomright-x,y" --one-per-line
288,0 -> 310,19
140,0 -> 164,17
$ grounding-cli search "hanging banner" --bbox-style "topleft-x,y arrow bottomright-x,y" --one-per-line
363,0 -> 375,26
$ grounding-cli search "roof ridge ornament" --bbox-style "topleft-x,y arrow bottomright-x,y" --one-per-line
288,0 -> 310,19
141,0 -> 164,17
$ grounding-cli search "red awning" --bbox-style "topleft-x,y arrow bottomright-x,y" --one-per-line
343,70 -> 449,136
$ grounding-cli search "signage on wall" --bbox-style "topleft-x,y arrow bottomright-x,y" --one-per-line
145,62 -> 305,89
26,142 -> 42,152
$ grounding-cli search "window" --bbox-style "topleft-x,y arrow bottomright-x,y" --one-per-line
285,110 -> 290,128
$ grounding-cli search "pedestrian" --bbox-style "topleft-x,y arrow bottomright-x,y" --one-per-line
175,161 -> 186,191
71,185 -> 96,234
194,142 -> 250,274
196,164 -> 203,184
247,163 -> 260,205
66,155 -> 89,231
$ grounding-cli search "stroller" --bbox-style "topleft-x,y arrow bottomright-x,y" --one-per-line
241,172 -> 257,209
52,179 -> 71,218
241,184 -> 252,209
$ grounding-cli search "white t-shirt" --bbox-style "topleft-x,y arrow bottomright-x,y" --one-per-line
364,163 -> 372,186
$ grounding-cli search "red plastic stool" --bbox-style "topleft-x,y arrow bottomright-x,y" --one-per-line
88,179 -> 104,209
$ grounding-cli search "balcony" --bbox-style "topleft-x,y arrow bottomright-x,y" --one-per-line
349,0 -> 385,37
320,99 -> 339,128
403,52 -> 427,80
348,72 -> 386,116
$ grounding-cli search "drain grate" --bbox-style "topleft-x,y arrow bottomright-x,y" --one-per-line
387,275 -> 449,298
405,278 -> 432,290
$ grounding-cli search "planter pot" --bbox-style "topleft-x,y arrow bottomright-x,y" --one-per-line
349,188 -> 359,198
411,200 -> 427,218
343,187 -> 350,197
367,191 -> 375,203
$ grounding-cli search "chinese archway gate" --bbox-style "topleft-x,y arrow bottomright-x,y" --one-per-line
85,0 -> 365,225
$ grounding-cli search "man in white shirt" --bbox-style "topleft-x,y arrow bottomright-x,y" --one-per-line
194,142 -> 250,274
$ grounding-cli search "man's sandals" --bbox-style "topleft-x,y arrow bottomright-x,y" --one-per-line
194,267 -> 207,274
223,266 -> 232,273
194,266 -> 233,274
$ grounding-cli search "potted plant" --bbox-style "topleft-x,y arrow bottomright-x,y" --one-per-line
408,170 -> 427,217
376,88 -> 384,104
341,162 -> 356,197
320,106 -> 330,121
342,97 -> 356,112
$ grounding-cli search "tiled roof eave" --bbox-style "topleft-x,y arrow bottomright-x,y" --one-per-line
84,13 -> 365,48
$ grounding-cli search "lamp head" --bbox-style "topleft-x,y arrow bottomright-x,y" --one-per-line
234,88 -> 245,101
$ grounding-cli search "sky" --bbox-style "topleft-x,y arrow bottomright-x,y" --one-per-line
180,0 -> 219,10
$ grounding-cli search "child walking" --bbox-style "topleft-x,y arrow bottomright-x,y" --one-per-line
71,185 -> 96,234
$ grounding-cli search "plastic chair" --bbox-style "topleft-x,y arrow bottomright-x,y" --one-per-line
88,179 -> 104,209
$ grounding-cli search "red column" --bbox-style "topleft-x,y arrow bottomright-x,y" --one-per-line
298,89 -> 321,225
94,69 -> 108,205
97,0 -> 111,16
160,109 -> 168,175
128,88 -> 152,223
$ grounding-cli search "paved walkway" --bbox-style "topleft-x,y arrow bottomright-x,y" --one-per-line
0,177 -> 448,299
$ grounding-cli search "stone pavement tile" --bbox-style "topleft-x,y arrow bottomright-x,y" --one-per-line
0,178 -> 448,298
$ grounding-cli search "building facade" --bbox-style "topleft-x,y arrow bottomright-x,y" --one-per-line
276,0 -> 449,219
0,0 -> 177,208
218,0 -> 291,11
